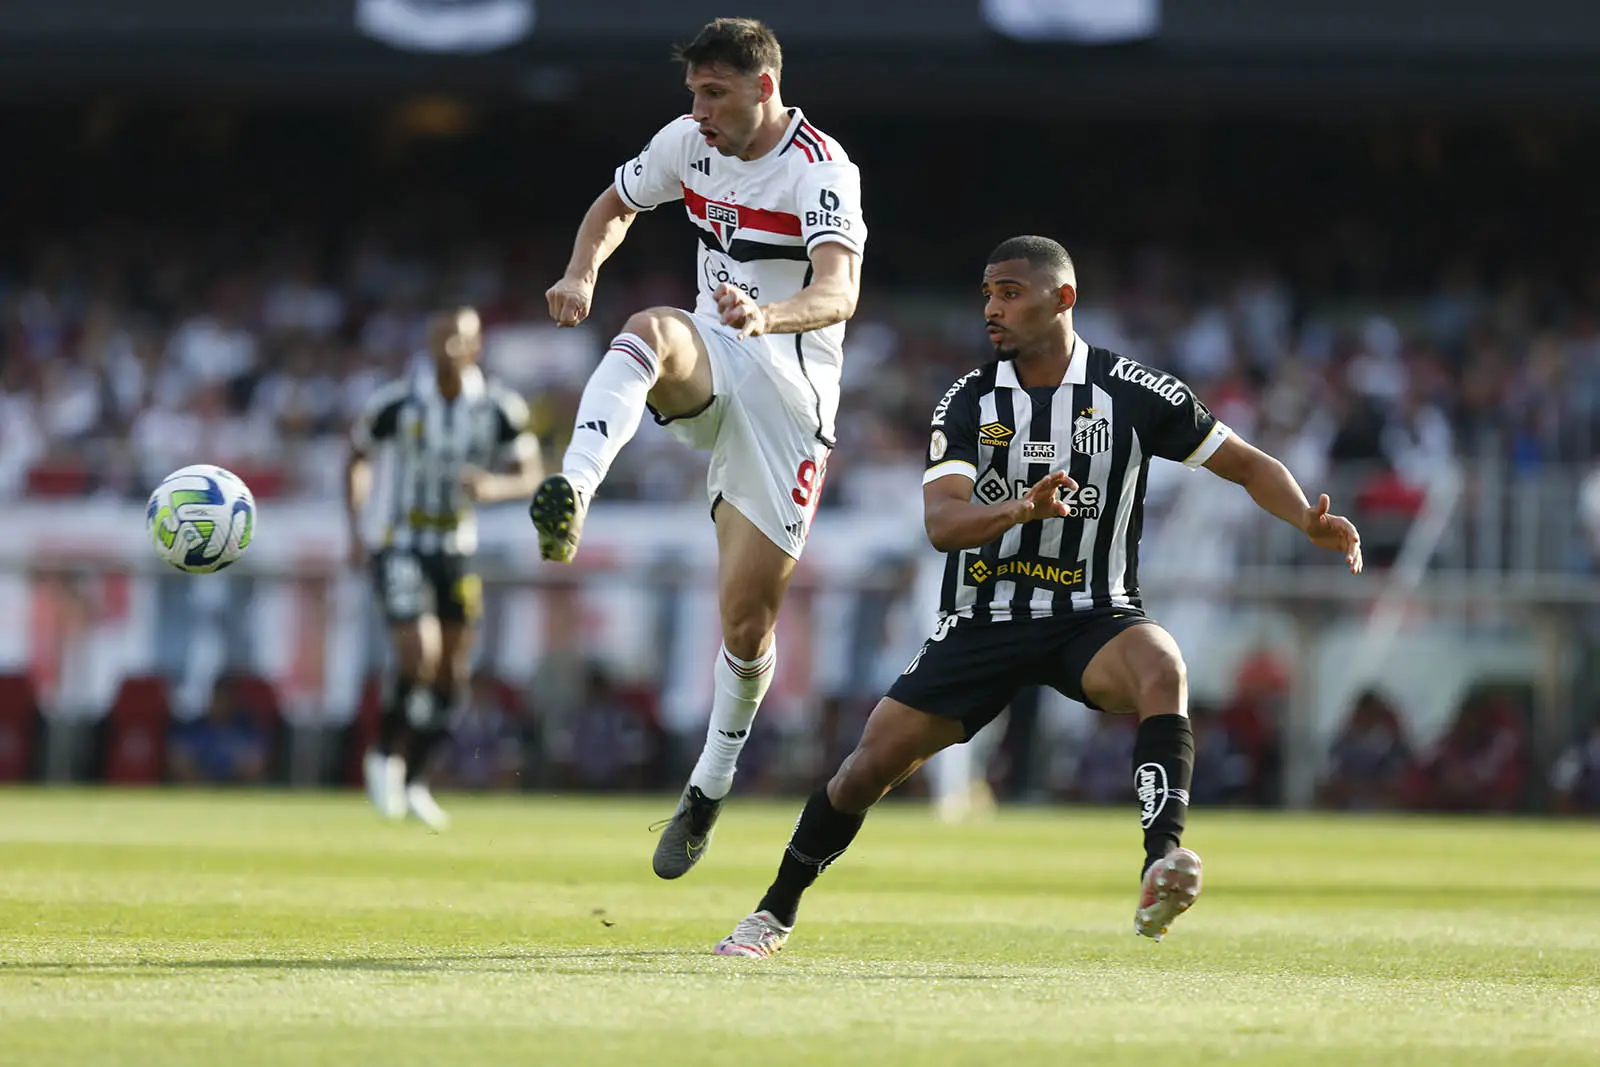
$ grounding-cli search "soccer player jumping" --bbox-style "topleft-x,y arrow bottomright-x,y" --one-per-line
715,236 -> 1364,957
530,19 -> 866,878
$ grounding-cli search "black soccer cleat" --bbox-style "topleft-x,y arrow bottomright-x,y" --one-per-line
529,473 -> 588,563
651,785 -> 723,879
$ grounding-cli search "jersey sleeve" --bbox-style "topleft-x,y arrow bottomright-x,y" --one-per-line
1146,379 -> 1232,468
490,385 -> 540,465
922,370 -> 982,486
793,160 -> 867,258
614,117 -> 694,212
350,382 -> 407,452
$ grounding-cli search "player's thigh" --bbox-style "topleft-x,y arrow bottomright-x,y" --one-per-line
713,502 -> 798,658
430,556 -> 481,683
1074,619 -> 1187,715
829,696 -> 967,813
885,617 -> 1028,744
705,349 -> 830,562
620,307 -> 714,418
373,551 -> 440,676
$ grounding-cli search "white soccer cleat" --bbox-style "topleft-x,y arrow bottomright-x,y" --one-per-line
714,909 -> 792,958
380,755 -> 408,821
405,782 -> 451,833
1134,847 -> 1203,942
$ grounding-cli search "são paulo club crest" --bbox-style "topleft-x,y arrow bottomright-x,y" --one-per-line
705,201 -> 740,249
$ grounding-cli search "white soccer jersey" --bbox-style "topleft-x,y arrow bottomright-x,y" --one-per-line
613,108 -> 866,445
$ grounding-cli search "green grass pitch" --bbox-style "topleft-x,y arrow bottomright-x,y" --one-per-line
1,789 -> 1596,1066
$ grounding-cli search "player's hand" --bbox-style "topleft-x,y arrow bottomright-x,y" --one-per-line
715,284 -> 766,339
1012,470 -> 1077,524
347,534 -> 368,571
1304,494 -> 1364,574
459,465 -> 491,503
546,275 -> 594,327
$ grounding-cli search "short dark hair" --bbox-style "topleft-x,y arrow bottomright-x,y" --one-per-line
987,235 -> 1076,285
674,18 -> 783,78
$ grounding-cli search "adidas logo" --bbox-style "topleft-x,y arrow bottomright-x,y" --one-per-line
784,522 -> 804,538
691,157 -> 711,175
718,729 -> 748,740
579,420 -> 608,437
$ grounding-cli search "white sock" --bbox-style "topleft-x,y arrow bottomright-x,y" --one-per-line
562,333 -> 660,498
689,642 -> 777,800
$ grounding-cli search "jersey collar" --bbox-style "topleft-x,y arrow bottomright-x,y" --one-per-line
994,333 -> 1088,389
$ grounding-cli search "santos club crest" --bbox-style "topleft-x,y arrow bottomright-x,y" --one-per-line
705,202 -> 740,249
1073,408 -> 1110,456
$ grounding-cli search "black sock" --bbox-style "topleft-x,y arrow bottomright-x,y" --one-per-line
1132,713 -> 1195,875
405,727 -> 448,784
756,787 -> 866,928
377,679 -> 415,755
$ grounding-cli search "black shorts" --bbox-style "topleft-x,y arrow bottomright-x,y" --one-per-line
885,610 -> 1155,740
371,550 -> 482,625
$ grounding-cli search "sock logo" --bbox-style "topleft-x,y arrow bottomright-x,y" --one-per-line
1136,762 -> 1167,828
579,420 -> 609,437
718,729 -> 748,740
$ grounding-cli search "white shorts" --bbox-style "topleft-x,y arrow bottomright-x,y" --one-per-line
654,312 -> 832,559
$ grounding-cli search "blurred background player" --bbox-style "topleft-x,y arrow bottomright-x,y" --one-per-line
346,307 -> 540,830
714,236 -> 1364,958
528,18 -> 867,878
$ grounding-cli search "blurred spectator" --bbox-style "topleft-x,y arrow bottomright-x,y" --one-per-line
1404,693 -> 1529,813
166,674 -> 272,785
556,663 -> 660,791
441,675 -> 527,792
1549,719 -> 1600,815
1072,712 -> 1137,804
1316,689 -> 1414,811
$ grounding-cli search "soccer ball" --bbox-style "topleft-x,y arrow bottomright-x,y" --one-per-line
145,465 -> 256,574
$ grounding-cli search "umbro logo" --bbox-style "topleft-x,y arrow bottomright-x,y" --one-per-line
579,420 -> 608,437
691,157 -> 711,175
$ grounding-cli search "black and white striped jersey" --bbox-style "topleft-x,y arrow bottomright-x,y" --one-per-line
351,364 -> 534,556
922,334 -> 1231,623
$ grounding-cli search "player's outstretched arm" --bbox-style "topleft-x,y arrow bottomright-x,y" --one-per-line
716,243 -> 860,339
1203,434 -> 1364,574
546,186 -> 640,327
923,470 -> 1075,553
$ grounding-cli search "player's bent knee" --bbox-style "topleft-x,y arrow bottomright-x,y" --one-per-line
1135,652 -> 1188,713
721,619 -> 773,662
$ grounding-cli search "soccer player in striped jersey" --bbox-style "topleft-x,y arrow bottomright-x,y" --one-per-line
530,18 -> 866,878
714,237 -> 1364,957
346,307 -> 541,830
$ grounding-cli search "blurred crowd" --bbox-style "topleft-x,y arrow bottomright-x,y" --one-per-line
4,223 -> 1600,536
40,658 -> 1593,816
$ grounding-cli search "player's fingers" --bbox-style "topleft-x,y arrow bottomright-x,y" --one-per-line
1314,493 -> 1331,519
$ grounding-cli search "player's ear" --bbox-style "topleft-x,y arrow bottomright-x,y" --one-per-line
758,72 -> 775,102
1057,283 -> 1078,314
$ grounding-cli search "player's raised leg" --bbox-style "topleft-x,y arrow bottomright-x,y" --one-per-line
653,502 -> 794,878
1080,623 -> 1202,941
366,610 -> 441,821
716,697 -> 965,956
531,303 -> 714,561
